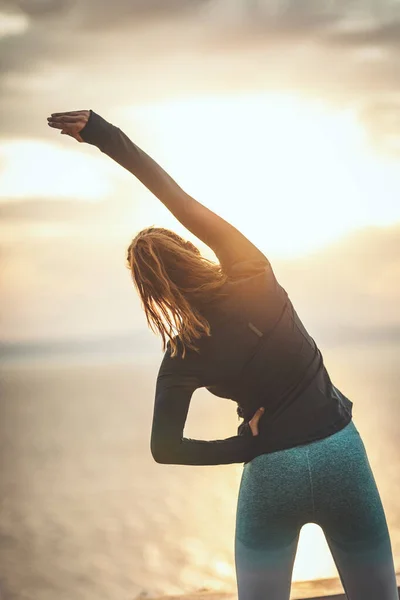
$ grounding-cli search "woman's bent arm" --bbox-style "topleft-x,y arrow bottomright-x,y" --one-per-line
150,366 -> 258,466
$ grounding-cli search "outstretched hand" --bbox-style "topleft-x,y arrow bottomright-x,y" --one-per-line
249,407 -> 265,436
47,110 -> 90,142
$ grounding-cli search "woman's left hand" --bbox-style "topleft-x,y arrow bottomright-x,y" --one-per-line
249,407 -> 265,436
47,110 -> 90,142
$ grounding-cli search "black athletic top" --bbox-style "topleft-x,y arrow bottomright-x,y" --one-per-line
81,111 -> 353,466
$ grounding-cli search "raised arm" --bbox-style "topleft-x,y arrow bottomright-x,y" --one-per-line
48,109 -> 270,274
150,358 -> 260,466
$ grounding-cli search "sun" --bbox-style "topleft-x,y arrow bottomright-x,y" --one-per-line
119,92 -> 400,259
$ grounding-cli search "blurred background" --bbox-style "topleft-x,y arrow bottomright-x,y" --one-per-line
1,1 -> 400,599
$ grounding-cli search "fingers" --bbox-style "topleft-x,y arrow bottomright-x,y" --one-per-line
249,407 -> 265,424
48,115 -> 83,124
47,111 -> 89,139
249,407 -> 265,437
51,110 -> 87,116
48,120 -> 78,130
253,407 -> 265,425
48,121 -> 65,130
255,407 -> 265,419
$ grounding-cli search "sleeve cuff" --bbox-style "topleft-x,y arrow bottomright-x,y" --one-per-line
80,110 -> 113,147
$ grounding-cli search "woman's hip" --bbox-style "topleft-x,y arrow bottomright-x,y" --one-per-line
236,419 -> 383,530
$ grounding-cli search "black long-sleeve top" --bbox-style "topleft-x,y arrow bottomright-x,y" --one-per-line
80,111 -> 353,466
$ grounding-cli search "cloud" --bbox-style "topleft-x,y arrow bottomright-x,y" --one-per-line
2,0 -> 400,153
0,2 -> 213,140
324,20 -> 400,49
1,221 -> 399,346
0,197 -> 100,221
357,101 -> 400,155
1,0 -> 72,17
0,9 -> 28,36
1,231 -> 143,343
0,0 -> 204,26
276,223 -> 400,346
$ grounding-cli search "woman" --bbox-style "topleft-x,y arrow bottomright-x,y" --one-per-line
47,110 -> 398,599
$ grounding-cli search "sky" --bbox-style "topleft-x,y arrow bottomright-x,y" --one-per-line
1,2 -> 400,589
1,0 -> 400,345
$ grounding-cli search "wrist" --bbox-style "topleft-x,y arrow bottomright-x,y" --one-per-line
79,110 -> 112,146
238,421 -> 253,437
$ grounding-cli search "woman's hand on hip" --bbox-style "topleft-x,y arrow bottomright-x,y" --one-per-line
249,407 -> 265,436
47,110 -> 90,142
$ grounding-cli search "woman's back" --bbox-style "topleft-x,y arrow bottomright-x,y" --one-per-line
156,259 -> 353,462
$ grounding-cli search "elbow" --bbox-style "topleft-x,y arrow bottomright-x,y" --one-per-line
150,438 -> 176,465
151,447 -> 168,465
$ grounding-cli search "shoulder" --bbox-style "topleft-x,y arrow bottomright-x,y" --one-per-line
226,258 -> 274,281
223,259 -> 282,300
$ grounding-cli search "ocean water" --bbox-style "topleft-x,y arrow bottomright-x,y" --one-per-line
0,344 -> 399,600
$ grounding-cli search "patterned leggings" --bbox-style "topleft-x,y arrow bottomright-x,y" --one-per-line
235,420 -> 398,599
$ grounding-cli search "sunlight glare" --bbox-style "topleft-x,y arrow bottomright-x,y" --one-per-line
293,524 -> 337,582
121,93 -> 400,258
0,140 -> 114,201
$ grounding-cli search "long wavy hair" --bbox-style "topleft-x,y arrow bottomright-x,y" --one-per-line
126,227 -> 227,357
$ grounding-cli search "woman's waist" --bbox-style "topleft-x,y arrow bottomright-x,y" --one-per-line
236,348 -> 324,422
238,376 -> 353,453
244,414 -> 355,466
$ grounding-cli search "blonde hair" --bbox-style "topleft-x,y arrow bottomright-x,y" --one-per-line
126,227 -> 227,357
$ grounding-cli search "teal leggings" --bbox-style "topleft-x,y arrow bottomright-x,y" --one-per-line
235,420 -> 398,599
